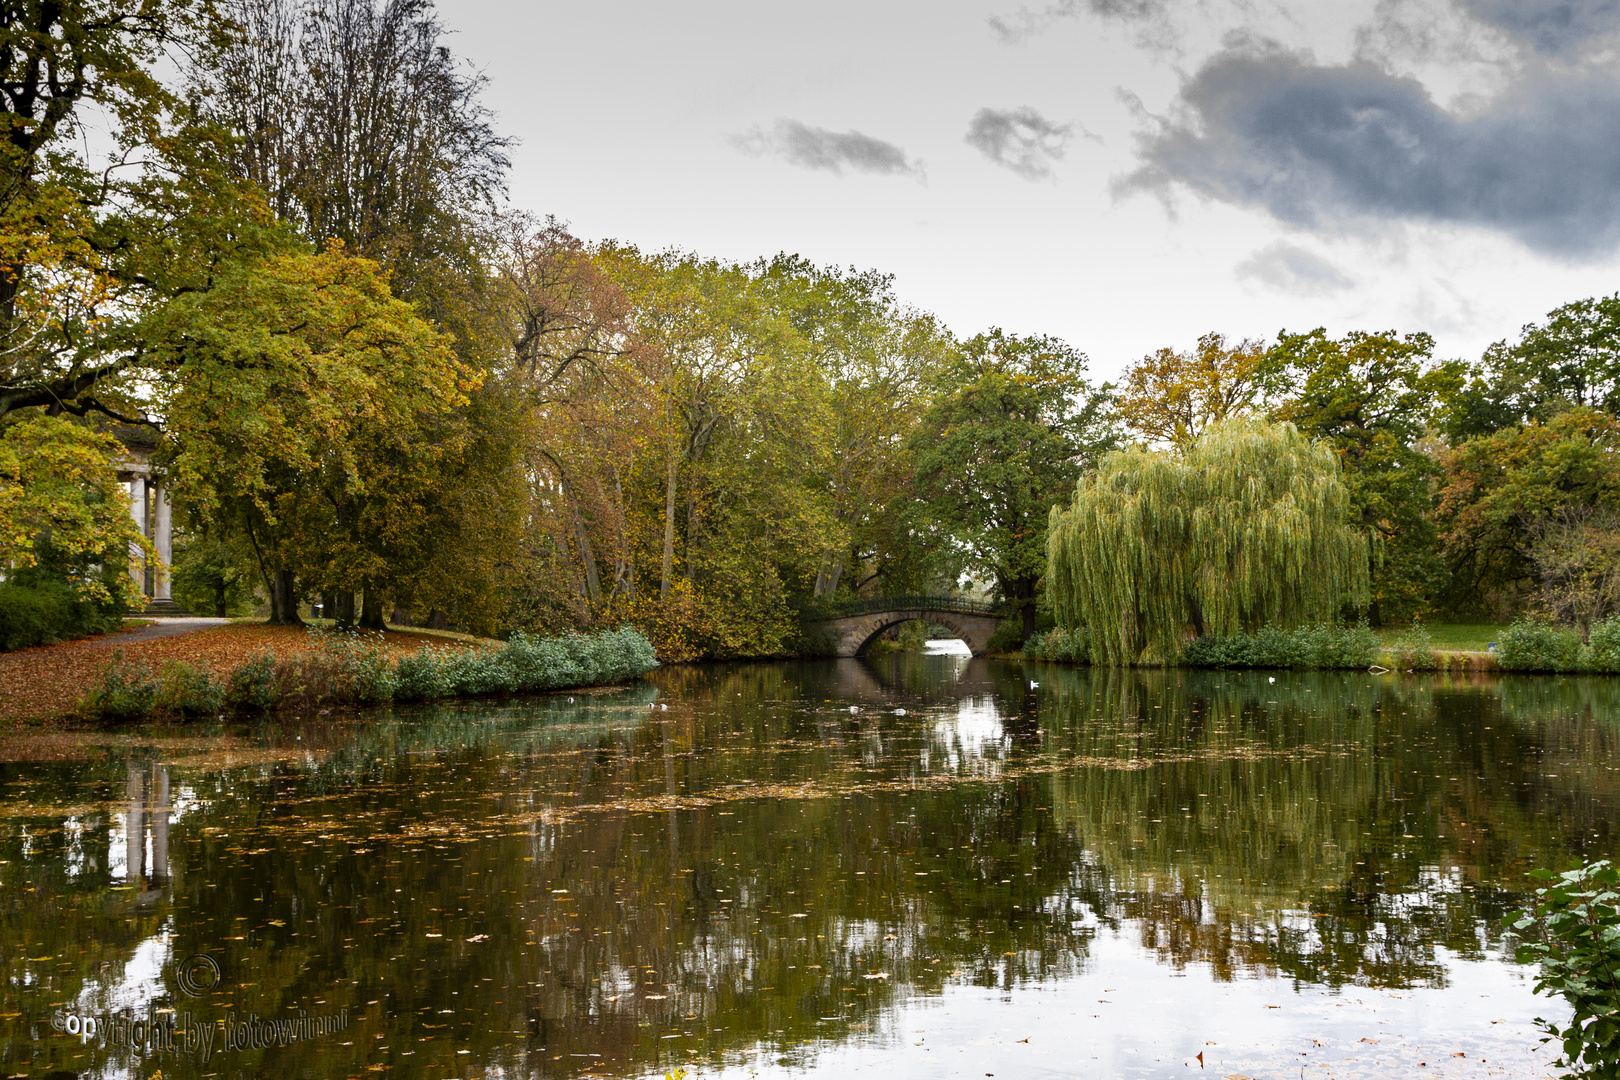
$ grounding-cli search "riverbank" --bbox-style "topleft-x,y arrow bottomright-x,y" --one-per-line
0,621 -> 492,724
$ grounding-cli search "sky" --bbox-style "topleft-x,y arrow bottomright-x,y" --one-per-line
439,0 -> 1620,381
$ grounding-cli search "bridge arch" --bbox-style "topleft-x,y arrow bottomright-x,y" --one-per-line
808,597 -> 1004,657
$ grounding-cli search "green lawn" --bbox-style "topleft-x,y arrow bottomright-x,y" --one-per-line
1374,622 -> 1510,653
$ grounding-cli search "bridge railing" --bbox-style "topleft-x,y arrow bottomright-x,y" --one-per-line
818,595 -> 1001,619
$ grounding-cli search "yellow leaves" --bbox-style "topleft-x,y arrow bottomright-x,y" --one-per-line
1116,333 -> 1270,448
0,415 -> 148,608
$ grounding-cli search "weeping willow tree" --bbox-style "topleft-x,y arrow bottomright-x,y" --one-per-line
1047,418 -> 1371,665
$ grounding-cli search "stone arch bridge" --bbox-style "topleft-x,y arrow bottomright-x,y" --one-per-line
810,596 -> 1004,657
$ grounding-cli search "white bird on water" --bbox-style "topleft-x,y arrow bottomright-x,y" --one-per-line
894,708 -> 906,716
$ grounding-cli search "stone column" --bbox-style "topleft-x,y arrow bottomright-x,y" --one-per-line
124,762 -> 146,884
152,485 -> 173,602
128,478 -> 148,594
150,764 -> 170,886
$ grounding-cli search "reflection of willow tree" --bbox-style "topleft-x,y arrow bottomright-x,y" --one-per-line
1034,664 -> 1620,988
4,661 -> 1620,1079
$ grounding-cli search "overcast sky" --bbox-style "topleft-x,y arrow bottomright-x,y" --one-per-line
441,0 -> 1620,380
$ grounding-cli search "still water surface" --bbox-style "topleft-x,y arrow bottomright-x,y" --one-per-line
3,656 -> 1617,1079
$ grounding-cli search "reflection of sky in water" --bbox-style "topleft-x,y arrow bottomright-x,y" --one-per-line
927,695 -> 1006,774
921,638 -> 971,656
708,936 -> 1552,1080
1,661 -> 1596,1080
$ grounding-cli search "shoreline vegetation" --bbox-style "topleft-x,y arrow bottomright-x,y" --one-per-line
1023,617 -> 1620,675
74,625 -> 659,723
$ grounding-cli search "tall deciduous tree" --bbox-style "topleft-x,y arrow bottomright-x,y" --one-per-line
1523,503 -> 1620,642
153,245 -> 465,624
912,331 -> 1115,640
1445,295 -> 1620,439
1047,419 -> 1370,666
1266,329 -> 1465,624
1115,332 -> 1272,447
191,0 -> 508,310
1436,406 -> 1620,615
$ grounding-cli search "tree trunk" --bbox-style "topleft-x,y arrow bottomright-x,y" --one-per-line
1014,578 -> 1037,641
333,590 -> 356,629
359,584 -> 387,630
269,570 -> 303,625
684,484 -> 698,590
659,452 -> 678,602
568,494 -> 602,608
321,590 -> 336,623
214,580 -> 228,618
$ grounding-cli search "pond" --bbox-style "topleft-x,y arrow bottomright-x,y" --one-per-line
3,656 -> 1616,1080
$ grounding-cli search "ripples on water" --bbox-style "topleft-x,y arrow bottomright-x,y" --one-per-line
2,656 -> 1616,1079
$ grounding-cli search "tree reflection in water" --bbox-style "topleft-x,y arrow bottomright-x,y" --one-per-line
0,659 -> 1610,1078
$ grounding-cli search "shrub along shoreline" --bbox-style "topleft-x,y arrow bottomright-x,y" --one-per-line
81,625 -> 659,722
1022,621 -> 1493,672
1023,617 -> 1620,674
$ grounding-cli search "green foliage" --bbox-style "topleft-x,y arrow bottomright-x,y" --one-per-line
1022,625 -> 1090,663
1391,620 -> 1439,671
1048,418 -> 1371,666
441,647 -> 517,697
1499,621 -> 1585,673
1449,295 -> 1620,438
1585,619 -> 1620,673
226,652 -> 281,712
392,650 -> 454,703
152,244 -> 468,625
1493,618 -> 1620,674
1511,860 -> 1620,1078
985,618 -> 1027,655
1179,623 -> 1376,670
911,330 -> 1117,641
171,535 -> 259,616
1438,408 -> 1620,614
1266,329 -> 1464,624
305,626 -> 659,709
0,578 -> 121,651
81,651 -> 158,723
304,628 -> 398,704
0,416 -> 150,609
153,660 -> 225,719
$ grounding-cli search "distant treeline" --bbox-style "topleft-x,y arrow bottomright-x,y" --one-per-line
2,0 -> 1619,664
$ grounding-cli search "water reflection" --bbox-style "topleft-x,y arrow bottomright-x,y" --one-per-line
119,762 -> 171,896
0,660 -> 1606,1078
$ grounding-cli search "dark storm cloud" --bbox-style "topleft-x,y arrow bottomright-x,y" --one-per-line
1458,0 -> 1620,55
965,107 -> 1083,180
1235,241 -> 1355,294
732,120 -> 924,180
1120,42 -> 1620,256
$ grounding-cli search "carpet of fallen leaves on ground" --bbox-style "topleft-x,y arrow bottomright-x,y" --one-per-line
0,623 -> 481,724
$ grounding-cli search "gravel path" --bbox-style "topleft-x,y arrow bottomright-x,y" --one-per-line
78,617 -> 233,649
